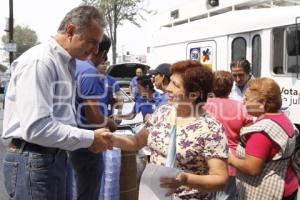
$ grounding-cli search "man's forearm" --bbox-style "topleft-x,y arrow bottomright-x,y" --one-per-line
25,117 -> 94,151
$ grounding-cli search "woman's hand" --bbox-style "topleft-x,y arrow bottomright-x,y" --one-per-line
112,114 -> 122,122
144,113 -> 152,122
110,114 -> 122,125
228,153 -> 235,165
160,172 -> 187,197
108,128 -> 149,151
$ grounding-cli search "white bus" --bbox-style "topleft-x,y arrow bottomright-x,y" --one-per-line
147,1 -> 300,125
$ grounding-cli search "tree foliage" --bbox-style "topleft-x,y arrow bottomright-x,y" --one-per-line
82,0 -> 146,64
2,25 -> 38,60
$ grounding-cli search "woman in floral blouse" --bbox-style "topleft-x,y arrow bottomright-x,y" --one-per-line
111,60 -> 229,199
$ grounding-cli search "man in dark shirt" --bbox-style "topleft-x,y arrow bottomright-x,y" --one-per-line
69,34 -> 117,200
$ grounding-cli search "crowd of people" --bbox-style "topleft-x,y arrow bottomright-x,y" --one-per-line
1,4 -> 299,200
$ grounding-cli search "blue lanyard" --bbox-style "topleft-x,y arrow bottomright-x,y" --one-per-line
165,107 -> 177,168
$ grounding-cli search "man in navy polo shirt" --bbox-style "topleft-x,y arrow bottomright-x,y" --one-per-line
97,64 -> 123,117
114,75 -> 160,121
70,34 -> 117,200
148,63 -> 171,107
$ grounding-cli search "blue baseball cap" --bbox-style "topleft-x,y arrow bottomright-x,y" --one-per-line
148,63 -> 171,77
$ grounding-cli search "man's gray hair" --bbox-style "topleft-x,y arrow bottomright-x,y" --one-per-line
57,5 -> 106,34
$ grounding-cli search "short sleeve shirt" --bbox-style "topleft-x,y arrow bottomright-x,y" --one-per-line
145,104 -> 228,198
133,91 -> 160,118
130,76 -> 139,97
107,75 -> 120,93
75,60 -> 105,128
156,92 -> 169,108
245,113 -> 298,197
104,75 -> 121,116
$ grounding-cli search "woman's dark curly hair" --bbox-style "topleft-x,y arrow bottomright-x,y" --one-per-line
137,75 -> 155,92
171,60 -> 213,104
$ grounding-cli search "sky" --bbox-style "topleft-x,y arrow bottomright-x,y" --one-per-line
0,0 -> 176,56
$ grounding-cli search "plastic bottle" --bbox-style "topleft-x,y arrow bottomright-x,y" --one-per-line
99,148 -> 121,200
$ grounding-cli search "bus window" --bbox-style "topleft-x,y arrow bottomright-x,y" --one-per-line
232,37 -> 246,62
286,26 -> 300,73
252,34 -> 261,77
272,27 -> 284,74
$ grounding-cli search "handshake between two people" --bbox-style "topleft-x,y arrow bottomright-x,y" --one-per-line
88,128 -> 115,154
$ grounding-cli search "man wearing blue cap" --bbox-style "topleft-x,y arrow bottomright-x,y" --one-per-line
148,63 -> 171,107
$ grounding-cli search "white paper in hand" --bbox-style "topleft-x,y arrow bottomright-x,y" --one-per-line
139,163 -> 182,200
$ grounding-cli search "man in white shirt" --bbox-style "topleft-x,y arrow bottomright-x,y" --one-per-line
229,58 -> 253,102
2,5 -> 113,200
